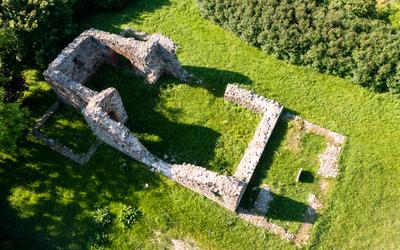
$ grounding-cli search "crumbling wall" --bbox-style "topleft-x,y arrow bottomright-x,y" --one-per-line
224,84 -> 283,182
171,163 -> 246,210
282,113 -> 345,178
40,28 -> 285,212
43,28 -> 194,110
86,29 -> 193,84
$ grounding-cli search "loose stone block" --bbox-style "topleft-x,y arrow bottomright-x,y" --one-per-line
253,185 -> 273,216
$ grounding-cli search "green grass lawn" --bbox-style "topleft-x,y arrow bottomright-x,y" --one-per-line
1,0 -> 400,249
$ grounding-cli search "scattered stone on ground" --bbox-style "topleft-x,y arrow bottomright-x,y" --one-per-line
253,185 -> 273,216
317,143 -> 342,178
294,193 -> 323,246
171,239 -> 198,250
152,231 -> 198,249
237,208 -> 294,242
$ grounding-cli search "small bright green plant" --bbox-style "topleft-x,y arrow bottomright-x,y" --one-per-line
120,205 -> 141,229
92,206 -> 113,229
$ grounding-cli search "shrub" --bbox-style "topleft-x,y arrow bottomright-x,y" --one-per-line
92,206 -> 113,229
119,205 -> 141,228
0,0 -> 134,99
89,206 -> 114,249
196,0 -> 400,93
0,88 -> 29,154
0,0 -> 77,68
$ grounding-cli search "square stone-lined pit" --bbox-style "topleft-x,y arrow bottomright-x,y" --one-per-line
32,100 -> 101,165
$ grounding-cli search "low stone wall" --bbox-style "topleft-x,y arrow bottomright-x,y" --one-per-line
224,84 -> 283,114
32,100 -> 101,165
171,163 -> 246,211
225,84 -> 283,189
237,208 -> 294,241
282,113 -> 345,178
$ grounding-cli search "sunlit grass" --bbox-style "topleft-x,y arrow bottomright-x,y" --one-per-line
1,0 -> 400,249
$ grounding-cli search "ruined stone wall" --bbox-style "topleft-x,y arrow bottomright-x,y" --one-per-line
44,28 -> 194,111
83,29 -> 193,84
282,113 -> 345,178
224,84 -> 283,183
41,29 -> 285,212
171,164 -> 247,211
224,84 -> 282,114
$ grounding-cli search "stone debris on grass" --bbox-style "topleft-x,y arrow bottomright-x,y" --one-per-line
318,144 -> 342,178
253,185 -> 273,216
294,193 -> 323,246
308,193 -> 323,210
237,208 -> 294,242
171,239 -> 198,250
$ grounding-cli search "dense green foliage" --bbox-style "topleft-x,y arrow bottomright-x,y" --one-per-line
0,0 -> 134,153
0,88 -> 28,154
388,2 -> 400,28
196,0 -> 400,93
0,0 -> 134,93
0,0 -> 76,68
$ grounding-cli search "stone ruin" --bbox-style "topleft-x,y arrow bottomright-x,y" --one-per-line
34,28 -> 345,245
36,28 -> 284,211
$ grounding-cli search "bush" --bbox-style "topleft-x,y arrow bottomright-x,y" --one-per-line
0,88 -> 29,154
0,0 -> 134,97
119,205 -> 141,228
90,206 -> 114,248
92,206 -> 113,229
196,0 -> 400,93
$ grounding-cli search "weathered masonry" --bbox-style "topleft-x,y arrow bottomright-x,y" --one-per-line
35,28 -> 284,211
35,28 -> 344,228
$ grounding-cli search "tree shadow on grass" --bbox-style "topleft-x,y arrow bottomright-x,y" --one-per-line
183,65 -> 252,97
0,0 -> 258,247
0,85 -> 165,249
82,0 -> 172,33
86,58 -> 253,169
0,113 -> 164,249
